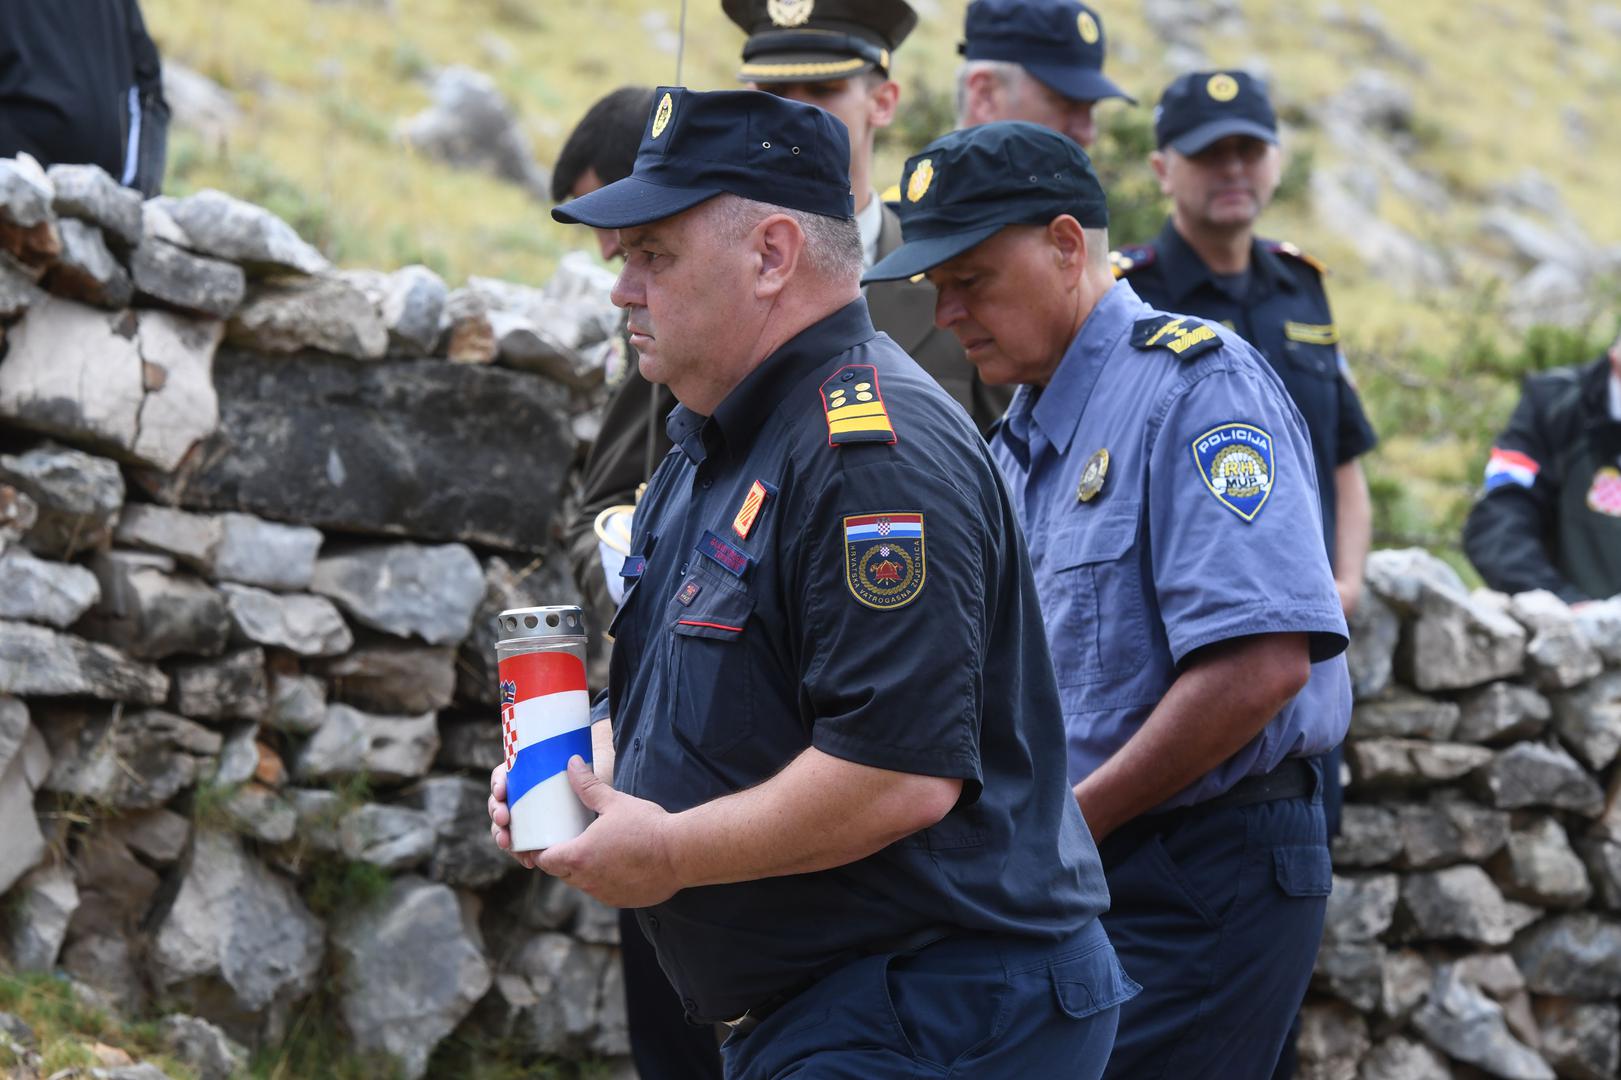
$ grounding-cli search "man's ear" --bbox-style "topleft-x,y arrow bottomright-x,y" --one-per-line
961,68 -> 997,126
869,79 -> 900,129
1047,215 -> 1087,276
755,214 -> 806,298
1149,150 -> 1172,197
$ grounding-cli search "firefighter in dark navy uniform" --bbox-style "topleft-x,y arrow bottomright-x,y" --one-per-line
489,88 -> 1134,1079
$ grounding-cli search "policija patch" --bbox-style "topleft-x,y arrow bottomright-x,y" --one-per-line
843,513 -> 926,610
1192,423 -> 1276,522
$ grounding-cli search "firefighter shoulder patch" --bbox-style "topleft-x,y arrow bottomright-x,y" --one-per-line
843,512 -> 926,609
1131,315 -> 1222,361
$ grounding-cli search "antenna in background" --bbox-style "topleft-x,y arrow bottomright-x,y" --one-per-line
675,0 -> 689,86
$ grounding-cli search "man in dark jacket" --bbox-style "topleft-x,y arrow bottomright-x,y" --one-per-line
1464,341 -> 1621,603
0,0 -> 169,195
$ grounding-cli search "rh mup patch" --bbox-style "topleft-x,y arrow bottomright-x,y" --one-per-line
843,512 -> 926,610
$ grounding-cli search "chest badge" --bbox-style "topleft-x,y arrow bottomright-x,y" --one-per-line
733,479 -> 773,540
843,512 -> 926,610
1192,422 -> 1276,522
1588,466 -> 1621,517
1077,448 -> 1110,502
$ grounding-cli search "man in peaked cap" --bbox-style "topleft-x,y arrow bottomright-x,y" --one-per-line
955,0 -> 1134,149
488,88 -> 1133,1077
726,0 -> 1012,434
866,121 -> 1352,1079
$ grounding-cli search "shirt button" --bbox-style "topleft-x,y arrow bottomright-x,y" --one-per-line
633,737 -> 642,750
679,562 -> 688,574
683,998 -> 697,1011
647,915 -> 659,931
702,479 -> 713,489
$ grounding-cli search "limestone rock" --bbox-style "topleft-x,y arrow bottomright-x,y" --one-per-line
1411,966 -> 1553,1080
149,829 -> 324,1032
1455,682 -> 1551,745
293,703 -> 438,784
131,238 -> 245,318
48,218 -> 133,308
0,258 -> 45,319
219,782 -> 296,843
162,62 -> 242,146
398,66 -> 549,198
1581,838 -> 1621,911
1334,804 -> 1403,868
1552,670 -> 1621,771
113,503 -> 222,569
0,483 -> 38,544
1357,1035 -> 1450,1080
1477,742 -> 1605,816
7,862 -> 79,970
209,512 -> 324,590
40,705 -> 220,809
135,348 -> 572,553
0,620 -> 169,703
227,274 -> 387,359
169,646 -> 268,722
0,546 -> 99,627
311,542 -> 483,646
330,877 -> 492,1079
1313,941 -> 1385,1012
1509,590 -> 1603,690
129,310 -> 226,473
1325,873 -> 1400,942
1351,691 -> 1460,740
48,163 -> 143,248
1378,948 -> 1432,1022
83,552 -> 230,660
410,775 -> 514,888
1395,798 -> 1511,868
1511,914 -> 1621,999
0,443 -> 124,558
458,554 -> 579,707
0,156 -> 61,269
1296,1001 -> 1371,1080
160,1014 -> 248,1080
107,806 -> 191,866
1346,590 -> 1399,701
479,932 -> 614,1056
212,723 -> 262,786
435,714 -> 503,773
266,672 -> 327,734
1398,865 -> 1532,945
1490,817 -> 1591,908
166,189 -> 330,275
285,787 -> 343,854
68,832 -> 161,939
1365,549 -> 1526,690
60,932 -> 142,1014
338,803 -> 436,871
439,286 -> 498,364
1348,739 -> 1493,787
0,707 -> 47,894
320,644 -> 456,714
381,264 -> 446,355
1572,597 -> 1621,665
220,584 -> 353,658
1533,998 -> 1620,1080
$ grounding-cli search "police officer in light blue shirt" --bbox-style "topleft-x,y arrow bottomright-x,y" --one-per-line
866,121 -> 1353,1080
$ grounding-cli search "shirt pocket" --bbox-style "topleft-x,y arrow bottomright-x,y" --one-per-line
667,566 -> 757,757
1047,502 -> 1147,693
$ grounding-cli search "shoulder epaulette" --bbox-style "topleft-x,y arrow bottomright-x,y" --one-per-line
1130,315 -> 1222,361
1268,240 -> 1328,276
879,182 -> 902,207
820,364 -> 896,446
1110,244 -> 1157,280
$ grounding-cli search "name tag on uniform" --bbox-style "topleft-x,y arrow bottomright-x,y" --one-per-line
1283,321 -> 1338,345
698,530 -> 752,578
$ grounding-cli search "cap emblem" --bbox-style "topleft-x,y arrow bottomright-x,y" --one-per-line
651,92 -> 674,139
767,0 -> 814,27
1206,73 -> 1239,102
906,158 -> 935,203
1077,11 -> 1100,44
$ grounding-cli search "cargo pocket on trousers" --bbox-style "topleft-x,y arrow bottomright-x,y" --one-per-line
1273,845 -> 1333,898
1051,945 -> 1142,1020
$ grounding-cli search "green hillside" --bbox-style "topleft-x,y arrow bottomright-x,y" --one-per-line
144,0 -> 1621,565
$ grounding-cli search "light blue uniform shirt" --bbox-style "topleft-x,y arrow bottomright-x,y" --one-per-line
991,280 -> 1353,809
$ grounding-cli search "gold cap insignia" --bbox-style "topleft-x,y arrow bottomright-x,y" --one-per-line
651,92 -> 674,139
906,158 -> 934,203
1077,11 -> 1100,44
767,0 -> 814,27
1206,74 -> 1239,102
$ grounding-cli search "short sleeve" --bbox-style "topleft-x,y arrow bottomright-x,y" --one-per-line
1147,356 -> 1350,665
1334,351 -> 1379,463
791,459 -> 987,797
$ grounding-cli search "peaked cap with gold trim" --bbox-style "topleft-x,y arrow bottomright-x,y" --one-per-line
725,0 -> 917,83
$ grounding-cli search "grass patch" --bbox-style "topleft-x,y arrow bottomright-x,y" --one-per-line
0,972 -> 199,1080
303,859 -> 392,920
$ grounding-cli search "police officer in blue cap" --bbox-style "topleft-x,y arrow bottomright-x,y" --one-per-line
956,0 -> 1134,148
488,88 -> 1135,1078
866,121 -> 1352,1080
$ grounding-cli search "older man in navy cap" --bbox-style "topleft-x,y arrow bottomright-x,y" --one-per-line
867,121 -> 1352,1079
955,0 -> 1134,148
488,88 -> 1133,1078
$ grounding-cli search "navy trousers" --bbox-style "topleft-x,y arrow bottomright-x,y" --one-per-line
718,919 -> 1137,1079
621,908 -> 724,1080
1098,790 -> 1331,1080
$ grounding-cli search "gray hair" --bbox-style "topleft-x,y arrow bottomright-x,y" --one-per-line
1084,226 -> 1111,272
955,60 -> 1030,125
709,194 -> 864,285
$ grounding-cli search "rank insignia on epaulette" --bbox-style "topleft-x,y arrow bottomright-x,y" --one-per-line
732,479 -> 774,540
1109,245 -> 1155,280
1270,241 -> 1328,275
1284,321 -> 1338,346
843,512 -> 925,609
1191,422 -> 1276,522
1131,315 -> 1221,360
821,365 -> 896,446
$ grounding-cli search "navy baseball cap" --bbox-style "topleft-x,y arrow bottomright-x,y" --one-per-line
551,87 -> 854,229
725,0 -> 917,82
960,0 -> 1135,105
863,122 -> 1108,284
1155,71 -> 1278,155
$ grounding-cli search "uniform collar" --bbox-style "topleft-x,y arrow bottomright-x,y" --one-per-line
672,298 -> 878,464
1156,219 -> 1295,303
1031,279 -> 1143,456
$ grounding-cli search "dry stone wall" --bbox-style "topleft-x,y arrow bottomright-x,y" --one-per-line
1,153 -> 1618,1080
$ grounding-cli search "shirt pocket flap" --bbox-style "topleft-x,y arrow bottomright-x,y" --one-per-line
671,583 -> 756,640
1050,945 -> 1143,1020
1272,844 -> 1333,897
1054,503 -> 1140,570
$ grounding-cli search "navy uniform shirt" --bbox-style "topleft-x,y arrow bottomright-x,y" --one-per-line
605,298 -> 1112,1023
991,280 -> 1353,807
1117,221 -> 1379,560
